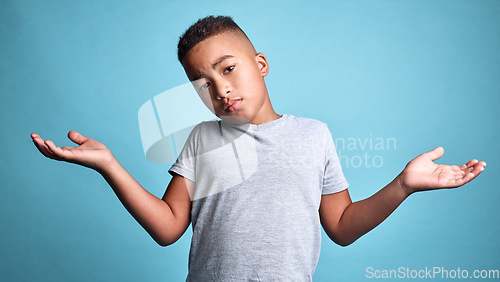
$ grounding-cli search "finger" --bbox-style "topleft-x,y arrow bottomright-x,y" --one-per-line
32,137 -> 57,159
423,146 -> 444,161
463,166 -> 474,174
463,161 -> 487,172
459,159 -> 478,170
471,163 -> 486,175
44,140 -> 68,161
457,164 -> 485,185
68,130 -> 88,145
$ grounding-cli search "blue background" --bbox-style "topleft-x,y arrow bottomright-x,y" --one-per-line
1,0 -> 499,281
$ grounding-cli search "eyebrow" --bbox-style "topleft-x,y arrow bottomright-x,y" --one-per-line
211,55 -> 234,69
191,55 -> 235,81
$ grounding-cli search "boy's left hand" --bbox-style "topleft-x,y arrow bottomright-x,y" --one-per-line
398,147 -> 486,195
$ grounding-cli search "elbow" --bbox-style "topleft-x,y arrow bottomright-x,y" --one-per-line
158,241 -> 173,247
157,239 -> 175,247
156,235 -> 179,247
335,239 -> 355,247
326,232 -> 357,247
154,221 -> 190,247
155,232 -> 183,247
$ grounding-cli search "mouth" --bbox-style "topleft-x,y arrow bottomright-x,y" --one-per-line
224,99 -> 242,113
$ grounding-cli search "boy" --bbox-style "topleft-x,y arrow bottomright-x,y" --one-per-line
31,15 -> 486,281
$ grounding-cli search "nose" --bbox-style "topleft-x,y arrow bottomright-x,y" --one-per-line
213,79 -> 231,100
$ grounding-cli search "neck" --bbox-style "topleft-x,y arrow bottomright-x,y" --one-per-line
249,95 -> 281,125
249,112 -> 282,125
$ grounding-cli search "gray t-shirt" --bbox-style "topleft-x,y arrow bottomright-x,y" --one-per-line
169,114 -> 348,281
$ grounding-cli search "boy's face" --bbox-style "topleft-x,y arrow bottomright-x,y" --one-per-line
182,31 -> 272,125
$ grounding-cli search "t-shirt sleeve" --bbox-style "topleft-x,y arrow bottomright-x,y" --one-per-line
322,124 -> 349,195
168,124 -> 199,183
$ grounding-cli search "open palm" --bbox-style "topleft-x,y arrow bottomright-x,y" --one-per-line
31,130 -> 115,172
399,147 -> 486,194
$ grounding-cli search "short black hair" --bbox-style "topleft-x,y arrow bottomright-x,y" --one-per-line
177,15 -> 247,63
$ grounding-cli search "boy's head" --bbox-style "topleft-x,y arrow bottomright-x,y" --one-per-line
177,16 -> 280,125
177,16 -> 253,63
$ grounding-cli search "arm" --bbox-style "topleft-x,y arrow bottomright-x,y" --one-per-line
320,147 -> 486,247
31,130 -> 192,246
100,161 -> 192,246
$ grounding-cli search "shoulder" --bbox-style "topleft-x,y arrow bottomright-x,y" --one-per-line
189,119 -> 219,135
285,114 -> 330,134
181,119 -> 220,147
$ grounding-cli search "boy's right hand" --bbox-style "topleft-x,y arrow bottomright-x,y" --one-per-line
31,130 -> 116,173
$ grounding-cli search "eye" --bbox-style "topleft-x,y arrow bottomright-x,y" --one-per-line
224,65 -> 235,74
199,82 -> 211,91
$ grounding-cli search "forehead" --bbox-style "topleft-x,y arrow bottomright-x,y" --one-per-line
181,31 -> 254,80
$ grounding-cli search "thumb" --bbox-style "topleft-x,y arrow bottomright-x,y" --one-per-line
424,146 -> 444,161
67,130 -> 88,145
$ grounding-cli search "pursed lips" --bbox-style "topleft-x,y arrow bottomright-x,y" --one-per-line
224,99 -> 242,112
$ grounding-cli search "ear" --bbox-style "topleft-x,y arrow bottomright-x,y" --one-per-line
255,53 -> 269,77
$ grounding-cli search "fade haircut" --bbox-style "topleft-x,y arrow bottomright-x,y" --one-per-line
177,15 -> 249,63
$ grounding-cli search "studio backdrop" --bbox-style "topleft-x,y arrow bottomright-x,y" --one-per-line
1,0 -> 498,281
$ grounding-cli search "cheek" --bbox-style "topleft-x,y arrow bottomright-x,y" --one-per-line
235,69 -> 261,93
199,93 -> 216,114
